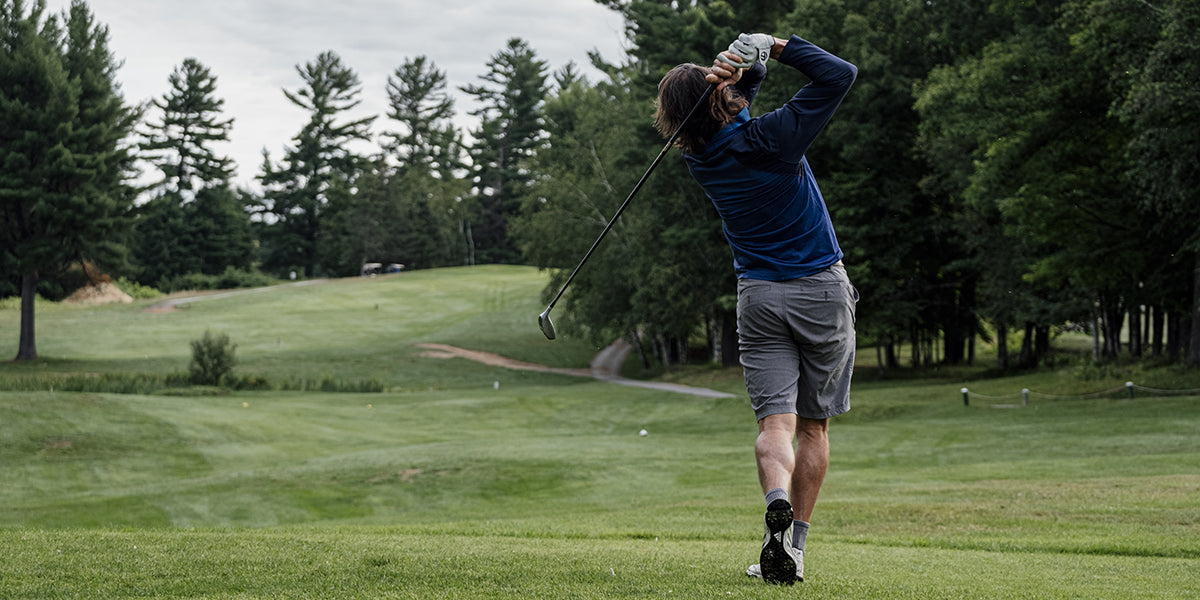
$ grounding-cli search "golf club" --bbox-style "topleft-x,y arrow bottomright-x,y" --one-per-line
539,81 -> 717,340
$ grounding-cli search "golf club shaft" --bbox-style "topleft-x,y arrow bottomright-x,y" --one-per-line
543,82 -> 717,314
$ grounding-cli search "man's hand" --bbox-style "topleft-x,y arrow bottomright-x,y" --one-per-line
707,51 -> 745,90
727,33 -> 776,67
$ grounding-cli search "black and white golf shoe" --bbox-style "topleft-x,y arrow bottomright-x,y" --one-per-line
746,498 -> 803,585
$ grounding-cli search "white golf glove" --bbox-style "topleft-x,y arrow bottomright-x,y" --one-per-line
724,33 -> 774,68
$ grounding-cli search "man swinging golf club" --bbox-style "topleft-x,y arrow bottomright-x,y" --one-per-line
655,34 -> 858,584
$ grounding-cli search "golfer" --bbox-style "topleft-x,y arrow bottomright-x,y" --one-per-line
654,33 -> 858,585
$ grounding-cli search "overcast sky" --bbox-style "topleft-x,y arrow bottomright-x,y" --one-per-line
44,0 -> 629,190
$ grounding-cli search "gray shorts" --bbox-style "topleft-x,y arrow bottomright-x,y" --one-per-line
737,265 -> 858,421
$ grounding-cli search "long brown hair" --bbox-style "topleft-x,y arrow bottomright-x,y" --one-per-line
654,63 -> 749,155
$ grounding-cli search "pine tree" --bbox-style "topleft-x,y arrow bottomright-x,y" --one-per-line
1,0 -> 136,360
134,57 -> 250,284
385,55 -> 460,177
461,38 -> 549,264
380,55 -> 465,268
142,57 -> 235,195
187,185 -> 254,275
317,160 -> 397,276
131,195 -> 196,286
259,50 -> 375,277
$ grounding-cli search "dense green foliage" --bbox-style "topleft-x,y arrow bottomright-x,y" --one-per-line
317,56 -> 469,274
3,0 -> 1198,371
518,0 -> 1198,369
509,0 -> 1199,370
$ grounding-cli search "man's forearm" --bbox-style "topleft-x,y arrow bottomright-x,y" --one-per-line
768,36 -> 789,60
777,35 -> 857,90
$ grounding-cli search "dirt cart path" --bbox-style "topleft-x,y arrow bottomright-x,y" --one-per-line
150,283 -> 734,399
417,341 -> 736,399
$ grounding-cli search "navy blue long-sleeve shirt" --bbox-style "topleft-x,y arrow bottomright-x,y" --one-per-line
684,36 -> 857,281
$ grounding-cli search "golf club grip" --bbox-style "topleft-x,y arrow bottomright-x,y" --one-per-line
545,82 -> 717,311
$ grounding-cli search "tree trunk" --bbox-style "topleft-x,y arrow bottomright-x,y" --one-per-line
705,319 -> 716,364
996,324 -> 1008,371
1141,305 -> 1151,355
1018,321 -> 1036,369
628,329 -> 650,370
1189,254 -> 1200,367
1101,296 -> 1123,360
965,282 -> 977,366
1151,304 -> 1164,357
464,220 -> 475,266
943,289 -> 966,365
1167,310 -> 1181,362
874,335 -> 894,370
719,311 -> 739,367
16,272 -> 38,361
1034,325 -> 1050,362
1129,306 -> 1143,358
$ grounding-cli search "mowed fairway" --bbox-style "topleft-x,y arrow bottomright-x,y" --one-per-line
1,265 -> 1197,599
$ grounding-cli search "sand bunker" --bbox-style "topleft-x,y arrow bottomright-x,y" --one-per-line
64,282 -> 133,306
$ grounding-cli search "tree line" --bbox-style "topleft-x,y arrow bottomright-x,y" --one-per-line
3,0 -> 1197,369
522,0 -> 1199,370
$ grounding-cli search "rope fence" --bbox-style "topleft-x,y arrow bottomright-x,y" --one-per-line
959,382 -> 1200,407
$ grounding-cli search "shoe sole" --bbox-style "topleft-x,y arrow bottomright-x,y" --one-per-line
760,499 -> 797,585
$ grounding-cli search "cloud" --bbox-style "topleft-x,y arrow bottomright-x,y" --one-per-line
44,0 -> 627,188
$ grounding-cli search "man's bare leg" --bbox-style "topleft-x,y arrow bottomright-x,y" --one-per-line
756,413 -> 798,493
791,417 -> 829,522
753,412 -> 805,584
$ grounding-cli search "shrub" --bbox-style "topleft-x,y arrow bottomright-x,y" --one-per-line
159,272 -> 217,293
113,277 -> 163,300
157,268 -> 278,294
189,331 -> 237,386
214,266 -> 277,289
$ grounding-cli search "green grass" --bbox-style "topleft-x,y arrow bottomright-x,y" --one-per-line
0,266 -> 599,388
5,530 -> 1195,599
1,265 -> 1198,598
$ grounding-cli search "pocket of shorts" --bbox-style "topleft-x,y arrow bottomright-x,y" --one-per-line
736,281 -> 782,334
844,282 -> 860,324
736,281 -> 774,307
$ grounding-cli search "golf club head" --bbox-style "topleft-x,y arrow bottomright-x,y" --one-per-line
538,309 -> 556,340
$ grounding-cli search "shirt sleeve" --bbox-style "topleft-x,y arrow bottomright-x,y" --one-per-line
732,62 -> 768,105
737,36 -> 857,166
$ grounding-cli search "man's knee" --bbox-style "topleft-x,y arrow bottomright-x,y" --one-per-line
795,417 -> 828,438
758,412 -> 798,434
